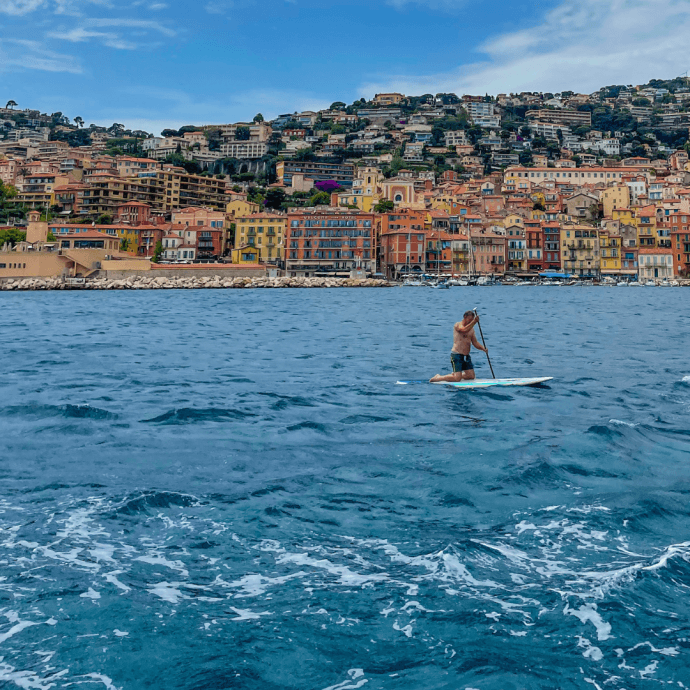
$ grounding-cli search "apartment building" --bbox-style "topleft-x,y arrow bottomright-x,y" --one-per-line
444,130 -> 469,147
671,228 -> 690,276
529,121 -> 572,141
470,230 -> 505,275
561,225 -> 600,277
137,168 -> 228,212
526,109 -> 592,127
234,213 -> 286,264
219,141 -> 268,159
117,157 -> 160,177
373,93 -> 405,106
17,172 -> 70,208
506,166 -> 646,184
638,247 -> 674,280
286,208 -> 375,276
276,160 -> 355,188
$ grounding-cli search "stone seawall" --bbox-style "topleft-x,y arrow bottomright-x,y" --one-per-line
1,275 -> 392,291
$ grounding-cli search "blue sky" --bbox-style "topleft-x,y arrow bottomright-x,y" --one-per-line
1,0 -> 688,134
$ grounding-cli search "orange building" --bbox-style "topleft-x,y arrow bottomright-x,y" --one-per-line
671,229 -> 690,277
285,208 -> 375,277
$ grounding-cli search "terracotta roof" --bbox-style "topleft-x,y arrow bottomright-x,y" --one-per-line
59,230 -> 117,239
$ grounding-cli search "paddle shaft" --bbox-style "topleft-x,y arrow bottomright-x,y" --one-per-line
473,310 -> 496,379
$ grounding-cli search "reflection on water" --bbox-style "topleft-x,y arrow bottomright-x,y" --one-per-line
1,287 -> 690,689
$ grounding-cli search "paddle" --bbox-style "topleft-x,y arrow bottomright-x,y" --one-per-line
473,308 -> 496,379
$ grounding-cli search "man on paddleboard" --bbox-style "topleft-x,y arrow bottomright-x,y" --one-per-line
430,311 -> 488,383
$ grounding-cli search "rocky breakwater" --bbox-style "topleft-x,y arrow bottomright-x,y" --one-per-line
1,275 -> 392,290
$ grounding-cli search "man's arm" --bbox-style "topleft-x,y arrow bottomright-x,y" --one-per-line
455,316 -> 479,334
471,331 -> 487,352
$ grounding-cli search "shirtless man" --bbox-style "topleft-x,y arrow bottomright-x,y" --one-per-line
430,311 -> 488,383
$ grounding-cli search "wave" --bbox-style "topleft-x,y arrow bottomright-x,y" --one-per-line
141,408 -> 256,424
339,414 -> 390,424
111,490 -> 202,516
0,403 -> 116,420
254,392 -> 316,409
286,421 -> 328,432
586,424 -> 625,439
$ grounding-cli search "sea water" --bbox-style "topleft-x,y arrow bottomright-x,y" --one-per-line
1,286 -> 689,689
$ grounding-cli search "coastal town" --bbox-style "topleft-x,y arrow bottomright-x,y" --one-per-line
2,77 -> 690,286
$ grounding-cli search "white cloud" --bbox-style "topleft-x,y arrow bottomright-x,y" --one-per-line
0,0 -> 114,14
204,0 -> 232,14
0,38 -> 82,72
82,17 -> 176,36
0,0 -> 45,14
47,16 -> 176,49
363,0 -> 690,96
47,27 -> 137,49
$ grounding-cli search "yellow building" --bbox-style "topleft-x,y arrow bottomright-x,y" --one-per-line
18,173 -> 70,209
235,213 -> 286,263
373,93 -> 405,106
599,228 -> 622,275
561,224 -> 600,277
601,184 -> 631,217
49,222 -> 141,254
634,205 -> 659,248
231,246 -> 261,264
226,198 -> 260,219
612,208 -> 635,225
505,222 -> 527,272
337,167 -> 381,212
504,213 -> 525,228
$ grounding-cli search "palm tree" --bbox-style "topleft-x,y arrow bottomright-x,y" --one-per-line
5,100 -> 17,110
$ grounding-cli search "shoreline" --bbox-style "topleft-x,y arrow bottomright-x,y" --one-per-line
0,276 -> 392,291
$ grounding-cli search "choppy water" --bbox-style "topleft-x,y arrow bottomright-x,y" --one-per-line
1,287 -> 690,690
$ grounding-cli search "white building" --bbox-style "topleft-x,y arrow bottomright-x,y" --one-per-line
530,121 -> 571,141
594,138 -> 621,156
219,141 -> 268,158
444,130 -> 470,146
638,252 -> 673,280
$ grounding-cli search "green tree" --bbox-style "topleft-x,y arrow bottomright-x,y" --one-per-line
309,191 -> 331,206
152,240 -> 163,263
389,154 -> 404,177
374,199 -> 395,213
253,113 -> 264,123
264,187 -> 286,210
74,116 -> 84,128
5,100 -> 17,110
161,128 -> 178,138
0,227 -> 26,247
235,126 -> 251,141
330,102 -> 346,110
120,238 -> 130,252
97,213 -> 113,225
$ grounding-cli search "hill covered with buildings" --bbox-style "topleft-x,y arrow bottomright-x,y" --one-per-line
1,76 -> 690,282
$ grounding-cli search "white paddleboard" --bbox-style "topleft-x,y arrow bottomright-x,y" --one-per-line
397,377 -> 553,389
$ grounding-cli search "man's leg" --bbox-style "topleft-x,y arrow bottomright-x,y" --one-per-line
430,372 -> 463,383
463,369 -> 476,380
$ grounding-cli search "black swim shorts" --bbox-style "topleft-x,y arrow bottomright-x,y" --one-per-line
451,352 -> 473,373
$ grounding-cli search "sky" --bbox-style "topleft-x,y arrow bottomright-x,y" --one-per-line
0,0 -> 689,134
